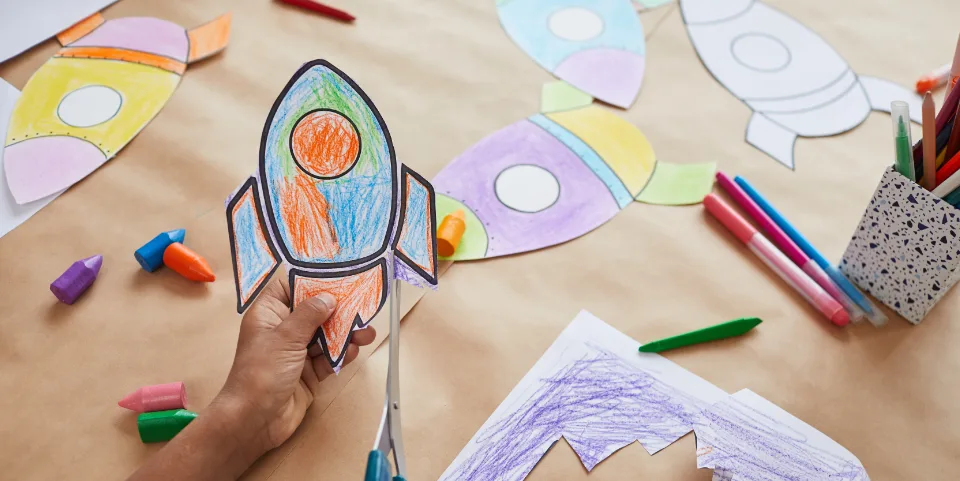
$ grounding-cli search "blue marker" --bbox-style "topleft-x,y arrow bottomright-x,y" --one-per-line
734,176 -> 887,326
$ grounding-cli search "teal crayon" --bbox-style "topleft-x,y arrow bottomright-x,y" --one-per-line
639,317 -> 762,353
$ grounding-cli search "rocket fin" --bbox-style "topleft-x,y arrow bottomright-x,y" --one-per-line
860,76 -> 923,124
290,260 -> 387,368
392,165 -> 439,288
226,177 -> 282,313
187,13 -> 232,63
56,12 -> 104,46
746,112 -> 798,170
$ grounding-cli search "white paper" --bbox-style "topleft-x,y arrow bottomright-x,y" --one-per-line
0,79 -> 62,239
681,0 -> 921,169
439,310 -> 727,481
694,389 -> 870,480
0,0 -> 117,64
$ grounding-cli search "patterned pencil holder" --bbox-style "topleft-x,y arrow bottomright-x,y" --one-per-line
840,168 -> 960,324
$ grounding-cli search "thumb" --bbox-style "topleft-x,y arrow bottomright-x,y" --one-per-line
278,293 -> 337,347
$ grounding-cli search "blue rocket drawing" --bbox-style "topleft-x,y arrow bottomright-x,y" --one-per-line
226,60 -> 438,367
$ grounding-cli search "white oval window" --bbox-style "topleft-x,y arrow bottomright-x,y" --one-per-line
548,7 -> 604,42
57,85 -> 122,128
495,164 -> 561,213
731,33 -> 792,72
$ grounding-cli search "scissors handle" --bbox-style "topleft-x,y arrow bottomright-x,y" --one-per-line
365,450 -> 406,481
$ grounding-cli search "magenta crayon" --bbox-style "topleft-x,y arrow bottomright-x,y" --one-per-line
118,382 -> 187,413
50,255 -> 102,304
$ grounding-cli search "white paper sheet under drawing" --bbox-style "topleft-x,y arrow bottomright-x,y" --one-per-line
679,0 -> 921,169
439,310 -> 727,481
0,79 -> 62,239
694,389 -> 870,481
0,0 -> 118,63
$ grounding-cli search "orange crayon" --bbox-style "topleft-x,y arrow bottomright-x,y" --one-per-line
163,243 -> 215,282
437,210 -> 466,258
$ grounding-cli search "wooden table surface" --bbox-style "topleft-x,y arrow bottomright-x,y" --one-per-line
1,0 -> 959,479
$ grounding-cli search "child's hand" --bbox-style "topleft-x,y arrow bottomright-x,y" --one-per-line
214,274 -> 377,454
127,274 -> 376,481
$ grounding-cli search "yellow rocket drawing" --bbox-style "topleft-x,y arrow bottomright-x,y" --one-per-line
3,12 -> 231,204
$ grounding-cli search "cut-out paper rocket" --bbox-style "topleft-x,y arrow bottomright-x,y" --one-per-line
433,104 -> 716,261
226,60 -> 438,368
497,0 -> 646,109
3,12 -> 231,204
679,0 -> 922,169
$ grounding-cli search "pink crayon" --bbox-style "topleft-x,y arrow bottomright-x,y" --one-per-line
118,382 -> 187,413
715,172 -> 863,322
50,255 -> 102,304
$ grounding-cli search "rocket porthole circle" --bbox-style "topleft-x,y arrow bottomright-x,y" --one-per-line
56,85 -> 122,128
494,164 -> 560,213
548,7 -> 604,42
289,109 -> 362,179
730,33 -> 791,73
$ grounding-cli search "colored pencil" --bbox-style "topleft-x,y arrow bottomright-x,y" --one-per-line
277,0 -> 355,22
922,93 -> 937,189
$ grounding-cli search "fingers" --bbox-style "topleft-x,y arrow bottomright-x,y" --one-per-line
351,326 -> 377,346
277,293 -> 336,348
302,342 -> 362,389
259,272 -> 291,307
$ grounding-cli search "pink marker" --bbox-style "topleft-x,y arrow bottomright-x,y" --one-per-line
118,382 -> 187,413
715,172 -> 862,322
704,193 -> 849,326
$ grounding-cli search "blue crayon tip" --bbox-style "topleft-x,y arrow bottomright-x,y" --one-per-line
166,229 -> 186,244
135,228 -> 187,272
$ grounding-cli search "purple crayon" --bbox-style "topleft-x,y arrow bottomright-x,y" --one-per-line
50,255 -> 103,304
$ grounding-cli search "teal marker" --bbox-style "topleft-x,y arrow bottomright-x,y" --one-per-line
892,101 -> 916,181
734,176 -> 888,326
639,317 -> 762,353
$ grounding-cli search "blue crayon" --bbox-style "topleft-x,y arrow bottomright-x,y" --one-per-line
734,176 -> 887,326
135,229 -> 186,272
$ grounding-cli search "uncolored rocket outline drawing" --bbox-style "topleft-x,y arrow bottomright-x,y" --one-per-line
3,12 -> 231,204
678,0 -> 922,170
226,60 -> 438,368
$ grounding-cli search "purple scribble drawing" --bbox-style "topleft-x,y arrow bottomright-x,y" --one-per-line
440,343 -> 715,481
694,390 -> 870,481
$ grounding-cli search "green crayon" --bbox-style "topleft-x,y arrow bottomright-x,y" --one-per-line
639,317 -> 762,353
137,409 -> 198,443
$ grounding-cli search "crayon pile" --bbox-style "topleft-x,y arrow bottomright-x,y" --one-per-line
119,382 -> 197,443
135,228 -> 215,282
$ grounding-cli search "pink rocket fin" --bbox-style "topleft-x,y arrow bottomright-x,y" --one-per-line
56,12 -> 105,46
187,13 -> 232,63
392,165 -> 439,288
226,177 -> 282,313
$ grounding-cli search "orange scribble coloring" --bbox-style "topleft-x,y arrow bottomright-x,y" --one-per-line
293,263 -> 385,362
56,12 -> 105,46
187,13 -> 232,63
291,110 -> 360,178
280,175 -> 340,259
57,46 -> 187,74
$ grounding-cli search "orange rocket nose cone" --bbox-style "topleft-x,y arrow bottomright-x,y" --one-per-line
4,136 -> 106,204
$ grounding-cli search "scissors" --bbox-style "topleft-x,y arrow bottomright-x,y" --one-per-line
365,254 -> 406,481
